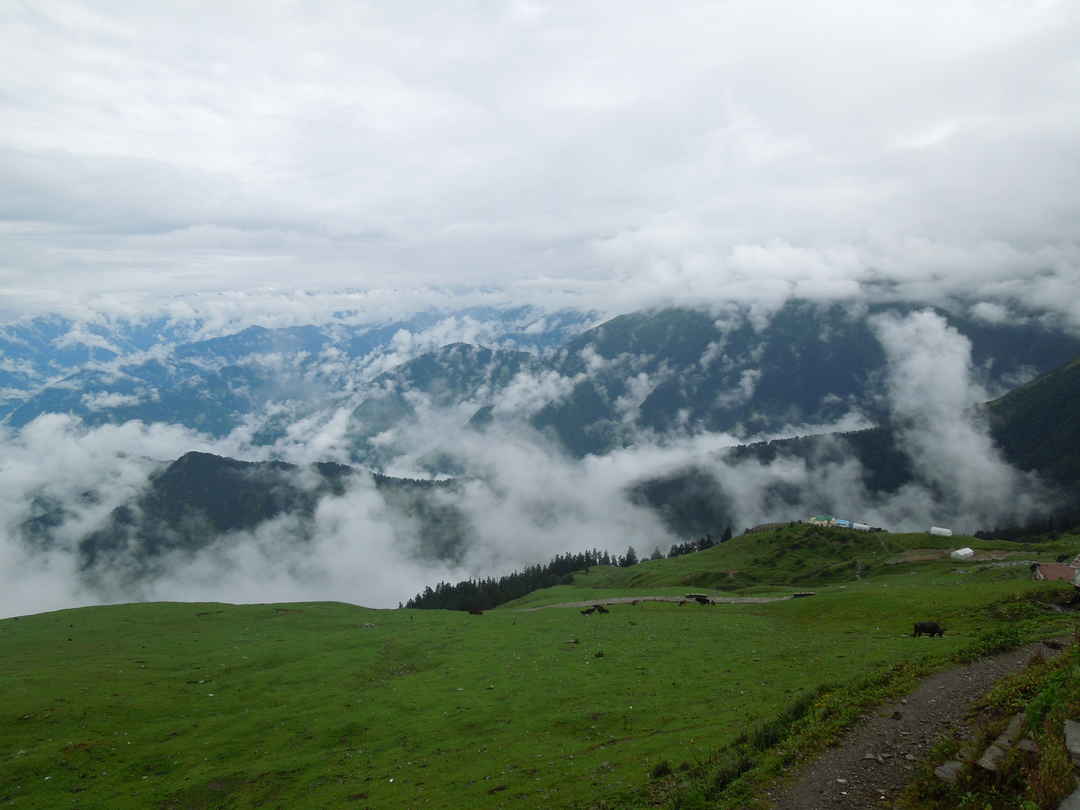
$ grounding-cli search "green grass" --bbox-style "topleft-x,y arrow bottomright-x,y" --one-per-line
2,527 -> 1078,809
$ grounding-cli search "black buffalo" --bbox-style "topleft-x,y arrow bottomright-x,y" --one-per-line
913,621 -> 944,637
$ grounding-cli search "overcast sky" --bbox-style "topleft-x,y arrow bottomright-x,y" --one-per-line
3,0 -> 1079,323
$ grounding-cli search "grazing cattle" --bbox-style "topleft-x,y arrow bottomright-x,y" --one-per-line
581,607 -> 596,615
468,609 -> 484,615
631,600 -> 640,606
694,596 -> 711,606
913,621 -> 944,637
594,604 -> 610,614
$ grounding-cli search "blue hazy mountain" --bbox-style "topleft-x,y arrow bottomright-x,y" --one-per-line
1,307 -> 596,435
5,301 -> 1079,467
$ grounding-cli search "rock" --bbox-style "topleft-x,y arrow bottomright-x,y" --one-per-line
1058,782 -> 1080,810
994,714 -> 1025,749
977,744 -> 1006,772
934,760 -> 965,784
1066,720 -> 1080,767
891,711 -> 903,720
904,754 -> 916,761
1018,738 -> 1039,753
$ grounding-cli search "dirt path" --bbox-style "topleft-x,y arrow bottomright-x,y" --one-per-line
515,594 -> 799,611
766,639 -> 1067,809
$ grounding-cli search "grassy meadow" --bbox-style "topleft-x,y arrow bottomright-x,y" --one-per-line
2,525 -> 1078,809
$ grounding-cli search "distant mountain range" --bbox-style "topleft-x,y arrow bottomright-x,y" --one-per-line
8,300 -> 1080,585
0,306 -> 596,433
6,303 -> 1077,468
345,300 -> 1080,465
21,351 -> 1080,585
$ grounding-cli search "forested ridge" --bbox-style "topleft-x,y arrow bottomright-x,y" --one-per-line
404,531 -> 731,611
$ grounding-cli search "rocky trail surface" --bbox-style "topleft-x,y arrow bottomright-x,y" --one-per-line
767,639 -> 1068,809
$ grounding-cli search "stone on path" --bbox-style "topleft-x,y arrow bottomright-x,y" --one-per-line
934,760 -> 965,784
976,744 -> 1006,772
1058,783 -> 1080,810
1066,720 -> 1080,767
995,714 -> 1025,748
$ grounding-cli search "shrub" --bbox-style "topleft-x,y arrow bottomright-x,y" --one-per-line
957,625 -> 1024,661
650,760 -> 673,779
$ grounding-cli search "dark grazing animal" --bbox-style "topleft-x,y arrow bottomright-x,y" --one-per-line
913,621 -> 944,637
594,604 -> 609,614
581,607 -> 596,615
694,596 -> 711,606
468,609 -> 484,615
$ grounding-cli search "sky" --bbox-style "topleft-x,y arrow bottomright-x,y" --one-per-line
2,0 -> 1080,325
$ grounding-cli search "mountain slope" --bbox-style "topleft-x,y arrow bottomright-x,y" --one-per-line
632,353 -> 1080,539
534,301 -> 1080,456
70,452 -> 468,577
987,355 -> 1080,487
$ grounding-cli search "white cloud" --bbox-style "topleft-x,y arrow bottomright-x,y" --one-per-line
870,309 -> 1050,528
81,390 -> 157,411
0,1 -> 1076,328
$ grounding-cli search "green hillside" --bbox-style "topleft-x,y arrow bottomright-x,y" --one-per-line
990,355 -> 1080,487
2,526 -> 1078,809
504,524 -> 1079,608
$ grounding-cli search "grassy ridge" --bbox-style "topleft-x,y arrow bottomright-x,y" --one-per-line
2,527 -> 1078,809
504,524 -> 1075,608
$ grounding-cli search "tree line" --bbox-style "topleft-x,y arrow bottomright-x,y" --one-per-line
402,527 -> 733,611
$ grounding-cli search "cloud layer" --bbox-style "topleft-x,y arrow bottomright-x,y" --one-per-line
2,1 -> 1079,326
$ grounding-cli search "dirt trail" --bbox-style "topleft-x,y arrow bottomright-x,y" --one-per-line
515,594 -> 798,612
766,639 -> 1067,809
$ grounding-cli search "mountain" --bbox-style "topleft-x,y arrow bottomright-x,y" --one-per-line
1,307 -> 596,436
987,356 -> 1080,488
633,353 -> 1080,538
532,301 -> 1080,456
48,452 -> 469,583
341,301 -> 1080,466
346,343 -> 543,466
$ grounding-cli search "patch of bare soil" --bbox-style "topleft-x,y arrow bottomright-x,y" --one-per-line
766,639 -> 1067,809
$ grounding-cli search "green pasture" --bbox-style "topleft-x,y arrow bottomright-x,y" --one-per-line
504,526 -> 1080,607
1,527 -> 1077,809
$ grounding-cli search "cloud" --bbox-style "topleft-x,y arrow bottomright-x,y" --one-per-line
869,309 -> 1050,528
81,390 -> 158,411
0,1 -> 1077,328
